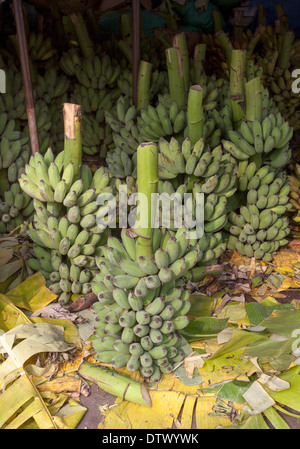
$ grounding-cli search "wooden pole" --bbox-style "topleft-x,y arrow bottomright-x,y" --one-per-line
12,0 -> 39,155
132,0 -> 141,107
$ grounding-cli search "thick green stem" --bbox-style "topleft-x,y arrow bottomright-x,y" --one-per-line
215,30 -> 233,66
277,31 -> 295,70
118,39 -> 133,66
193,43 -> 207,85
78,362 -> 152,407
247,24 -> 266,59
165,47 -> 185,110
257,5 -> 266,26
63,103 -> 82,180
119,12 -> 132,44
275,4 -> 289,33
134,142 -> 158,260
187,85 -> 204,146
173,32 -> 190,93
70,12 -> 94,59
137,60 -> 153,112
245,77 -> 262,126
213,9 -> 223,32
230,49 -> 246,128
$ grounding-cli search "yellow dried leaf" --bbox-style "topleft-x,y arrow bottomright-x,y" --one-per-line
37,376 -> 81,395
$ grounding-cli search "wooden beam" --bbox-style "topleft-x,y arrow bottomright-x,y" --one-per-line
12,0 -> 39,154
132,0 -> 141,107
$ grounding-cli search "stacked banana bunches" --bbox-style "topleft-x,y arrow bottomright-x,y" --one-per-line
0,113 -> 33,234
18,147 -> 115,304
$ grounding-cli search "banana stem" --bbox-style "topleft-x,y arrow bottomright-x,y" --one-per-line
78,362 -> 152,407
63,103 -> 82,180
230,49 -> 246,128
277,30 -> 295,70
247,24 -> 266,59
173,32 -> 190,93
187,85 -> 204,147
257,5 -> 266,26
275,4 -> 289,33
213,9 -> 223,32
245,77 -> 262,125
137,60 -> 153,112
70,12 -> 94,59
215,30 -> 233,66
166,47 -> 185,110
134,142 -> 158,260
118,39 -> 133,65
119,12 -> 132,44
193,43 -> 207,85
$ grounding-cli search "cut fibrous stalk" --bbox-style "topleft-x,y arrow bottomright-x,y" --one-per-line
137,60 -> 153,112
230,49 -> 246,129
245,76 -> 262,126
63,103 -> 82,181
79,361 -> 152,407
69,12 -> 95,60
215,29 -> 233,66
165,47 -> 185,110
134,142 -> 158,259
193,43 -> 207,85
187,85 -> 204,147
173,32 -> 190,93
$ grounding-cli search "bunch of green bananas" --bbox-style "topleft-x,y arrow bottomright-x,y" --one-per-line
33,68 -> 70,105
267,68 -> 300,130
0,113 -> 33,233
0,65 -> 26,121
22,100 -> 53,155
106,147 -> 137,179
91,226 -> 203,381
81,114 -> 113,157
158,136 -> 238,198
227,163 -> 291,261
18,148 -> 116,304
28,31 -> 57,63
59,48 -> 82,77
74,56 -> 121,90
286,165 -> 300,222
222,112 -> 293,169
105,96 -> 143,157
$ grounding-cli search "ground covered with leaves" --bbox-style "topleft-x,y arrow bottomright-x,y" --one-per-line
0,229 -> 300,430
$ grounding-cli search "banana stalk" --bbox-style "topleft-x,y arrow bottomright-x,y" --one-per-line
247,25 -> 266,59
193,43 -> 207,85
187,85 -> 204,146
215,30 -> 233,66
165,47 -> 185,110
134,142 -> 159,260
213,9 -> 223,33
230,49 -> 246,128
245,76 -> 262,125
69,12 -> 95,60
79,361 -> 152,407
63,103 -> 82,181
277,30 -> 295,70
173,32 -> 190,93
137,60 -> 153,112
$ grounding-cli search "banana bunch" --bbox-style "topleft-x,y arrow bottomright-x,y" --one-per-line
155,179 -> 230,240
227,163 -> 291,261
287,164 -> 300,221
158,136 -> 238,198
290,38 -> 300,68
222,112 -> 293,169
22,100 -> 53,155
59,49 -> 82,77
19,148 -> 116,303
33,68 -> 70,105
91,226 -> 203,381
106,147 -> 137,179
117,70 -> 133,97
137,98 -> 187,142
74,56 -> 121,90
105,96 -> 143,156
0,65 -> 26,121
0,113 -> 33,233
267,68 -> 300,130
28,31 -> 57,63
81,113 -> 113,157
71,84 -> 113,117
